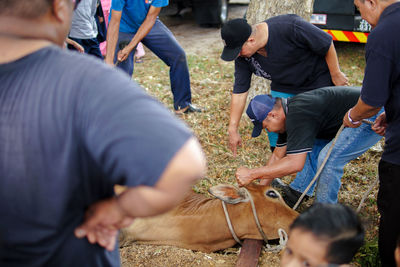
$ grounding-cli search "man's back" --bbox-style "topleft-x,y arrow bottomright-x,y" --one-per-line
279,86 -> 360,154
0,47 -> 192,266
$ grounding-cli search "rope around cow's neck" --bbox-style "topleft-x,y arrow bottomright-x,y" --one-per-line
220,187 -> 288,251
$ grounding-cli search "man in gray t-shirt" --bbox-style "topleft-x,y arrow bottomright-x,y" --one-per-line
68,0 -> 103,58
0,0 -> 206,266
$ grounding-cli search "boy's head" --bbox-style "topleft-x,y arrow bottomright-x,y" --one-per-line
281,203 -> 364,267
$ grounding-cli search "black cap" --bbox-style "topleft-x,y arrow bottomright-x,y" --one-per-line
220,18 -> 252,61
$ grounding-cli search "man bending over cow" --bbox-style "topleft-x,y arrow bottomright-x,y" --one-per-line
281,203 -> 364,267
0,0 -> 206,266
236,86 -> 382,207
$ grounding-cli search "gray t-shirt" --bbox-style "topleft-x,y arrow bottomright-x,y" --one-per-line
69,0 -> 98,39
0,46 -> 192,267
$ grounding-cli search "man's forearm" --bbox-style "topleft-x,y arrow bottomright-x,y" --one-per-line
229,92 -> 249,132
105,19 -> 120,65
325,42 -> 341,75
349,98 -> 381,122
116,138 -> 206,217
250,156 -> 303,181
124,13 -> 158,53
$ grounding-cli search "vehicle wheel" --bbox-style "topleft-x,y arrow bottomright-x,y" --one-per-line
218,0 -> 229,26
192,0 -> 229,27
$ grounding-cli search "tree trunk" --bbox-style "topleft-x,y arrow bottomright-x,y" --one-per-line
245,0 -> 315,99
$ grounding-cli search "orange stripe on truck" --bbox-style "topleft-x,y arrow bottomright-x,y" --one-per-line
323,29 -> 369,43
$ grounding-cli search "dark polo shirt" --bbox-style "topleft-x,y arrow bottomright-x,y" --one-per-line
360,2 -> 400,165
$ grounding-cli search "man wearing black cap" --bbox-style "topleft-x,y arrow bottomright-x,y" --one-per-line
235,87 -> 382,207
220,15 -> 348,156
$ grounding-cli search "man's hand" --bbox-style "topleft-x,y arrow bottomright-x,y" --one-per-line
117,45 -> 134,63
236,166 -> 254,187
74,197 -> 134,251
343,109 -> 362,128
228,130 -> 242,157
372,112 -> 387,136
331,71 -> 349,86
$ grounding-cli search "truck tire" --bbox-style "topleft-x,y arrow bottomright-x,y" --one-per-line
192,0 -> 229,27
218,0 -> 229,26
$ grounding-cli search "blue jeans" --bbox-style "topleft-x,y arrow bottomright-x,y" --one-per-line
290,109 -> 383,203
267,91 -> 295,147
115,19 -> 192,110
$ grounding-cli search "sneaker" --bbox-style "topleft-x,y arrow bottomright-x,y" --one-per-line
271,178 -> 288,191
175,103 -> 203,115
277,181 -> 309,208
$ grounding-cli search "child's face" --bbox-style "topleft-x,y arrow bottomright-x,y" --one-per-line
280,228 -> 330,267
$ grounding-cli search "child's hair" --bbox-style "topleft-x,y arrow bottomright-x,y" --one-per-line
290,203 -> 364,264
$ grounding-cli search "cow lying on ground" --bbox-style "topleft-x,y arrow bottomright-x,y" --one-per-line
119,183 -> 298,253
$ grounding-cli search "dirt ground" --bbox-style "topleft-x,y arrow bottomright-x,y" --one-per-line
159,3 -> 248,55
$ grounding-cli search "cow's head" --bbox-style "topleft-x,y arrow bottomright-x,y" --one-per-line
208,183 -> 298,241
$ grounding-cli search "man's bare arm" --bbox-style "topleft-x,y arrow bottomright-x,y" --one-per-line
74,137 -> 206,250
325,41 -> 349,86
105,9 -> 122,65
343,98 -> 382,128
117,6 -> 161,62
228,92 -> 249,156
236,152 -> 306,187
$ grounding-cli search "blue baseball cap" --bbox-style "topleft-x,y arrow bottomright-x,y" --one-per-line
246,95 -> 276,137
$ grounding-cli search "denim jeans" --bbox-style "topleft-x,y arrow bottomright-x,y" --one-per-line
115,19 -> 192,110
290,109 -> 383,203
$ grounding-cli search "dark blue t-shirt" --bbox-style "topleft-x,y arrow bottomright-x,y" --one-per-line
233,14 -> 333,94
0,46 -> 192,266
360,2 -> 400,165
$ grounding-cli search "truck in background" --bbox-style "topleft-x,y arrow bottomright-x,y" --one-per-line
311,0 -> 371,43
171,0 -> 371,44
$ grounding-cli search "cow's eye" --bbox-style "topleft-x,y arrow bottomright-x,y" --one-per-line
266,190 -> 279,199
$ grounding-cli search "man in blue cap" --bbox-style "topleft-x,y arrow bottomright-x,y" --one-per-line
236,86 -> 382,208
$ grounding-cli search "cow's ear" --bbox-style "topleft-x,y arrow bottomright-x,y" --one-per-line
208,184 -> 249,204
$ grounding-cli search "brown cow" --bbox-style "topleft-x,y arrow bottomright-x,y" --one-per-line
119,183 -> 298,253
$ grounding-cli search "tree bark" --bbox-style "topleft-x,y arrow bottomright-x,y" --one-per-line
245,0 -> 315,98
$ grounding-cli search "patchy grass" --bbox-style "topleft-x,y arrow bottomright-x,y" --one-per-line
130,42 -> 381,266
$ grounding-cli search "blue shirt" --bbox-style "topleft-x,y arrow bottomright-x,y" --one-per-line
360,2 -> 400,165
111,0 -> 168,33
233,14 -> 333,95
0,46 -> 191,267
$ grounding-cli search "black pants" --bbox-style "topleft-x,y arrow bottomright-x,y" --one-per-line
378,160 -> 400,267
67,37 -> 103,59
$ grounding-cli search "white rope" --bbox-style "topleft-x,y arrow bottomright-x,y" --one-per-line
242,188 -> 269,244
221,201 -> 242,245
263,228 -> 288,252
220,188 -> 288,252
